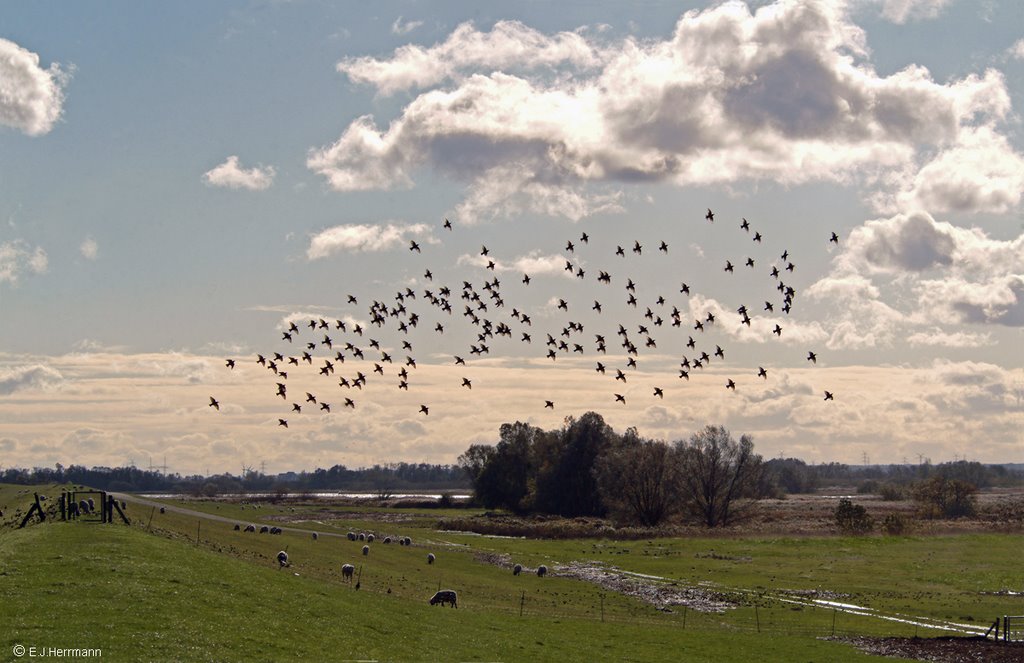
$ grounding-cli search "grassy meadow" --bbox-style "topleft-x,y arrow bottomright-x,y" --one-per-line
1,483 -> 1022,661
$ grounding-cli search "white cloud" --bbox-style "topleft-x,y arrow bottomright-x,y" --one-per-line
1008,39 -> 1024,61
203,155 -> 276,191
339,19 -> 601,94
0,240 -> 48,285
906,329 -> 992,348
306,222 -> 434,259
872,0 -> 953,23
80,237 -> 98,260
0,38 -> 68,136
313,2 -> 1015,222
894,125 -> 1024,215
390,16 -> 424,36
0,364 -> 65,395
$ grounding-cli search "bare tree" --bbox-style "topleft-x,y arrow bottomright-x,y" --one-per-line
596,434 -> 679,526
673,425 -> 763,527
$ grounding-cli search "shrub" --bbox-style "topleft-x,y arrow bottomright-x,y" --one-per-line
834,498 -> 874,534
879,483 -> 905,501
857,480 -> 879,495
881,513 -> 907,535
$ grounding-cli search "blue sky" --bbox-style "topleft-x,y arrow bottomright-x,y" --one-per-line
1,0 -> 1023,474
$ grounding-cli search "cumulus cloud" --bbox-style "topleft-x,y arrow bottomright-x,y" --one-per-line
813,211 -> 1024,336
0,364 -> 64,394
0,240 -> 48,285
203,155 -> 276,190
307,222 -> 434,259
80,237 -> 98,260
313,1 -> 1015,222
0,38 -> 68,136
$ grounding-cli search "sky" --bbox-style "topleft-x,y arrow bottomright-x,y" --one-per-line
1,0 -> 1023,475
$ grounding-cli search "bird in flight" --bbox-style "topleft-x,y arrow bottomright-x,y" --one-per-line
225,359 -> 235,369
443,218 -> 452,230
409,240 -> 421,252
758,367 -> 768,379
830,232 -> 839,244
614,393 -> 626,404
740,218 -> 749,231
824,391 -> 834,401
461,378 -> 472,389
807,351 -> 817,364
706,208 -> 714,222
278,419 -> 288,428
208,397 -> 220,410
544,400 -> 554,409
653,387 -> 664,399
419,404 -> 429,415
726,379 -> 736,390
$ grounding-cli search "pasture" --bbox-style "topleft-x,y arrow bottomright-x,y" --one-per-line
1,483 -> 1022,661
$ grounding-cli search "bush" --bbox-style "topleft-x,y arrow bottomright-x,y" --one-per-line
834,498 -> 874,534
879,483 -> 905,501
881,513 -> 907,535
857,480 -> 879,495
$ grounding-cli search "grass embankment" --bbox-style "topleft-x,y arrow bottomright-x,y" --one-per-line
0,521 -> 887,662
2,484 -> 1021,661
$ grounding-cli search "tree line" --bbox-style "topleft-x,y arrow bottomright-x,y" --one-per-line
0,462 -> 467,495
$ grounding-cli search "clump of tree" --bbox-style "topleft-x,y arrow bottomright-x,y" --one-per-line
459,415 -> 766,527
834,498 -> 874,534
764,458 -> 818,494
912,475 -> 977,519
595,430 -> 679,526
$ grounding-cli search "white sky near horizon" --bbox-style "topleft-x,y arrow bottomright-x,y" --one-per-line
1,0 -> 1023,475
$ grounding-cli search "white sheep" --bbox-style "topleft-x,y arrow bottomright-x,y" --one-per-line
347,532 -> 356,541
358,532 -> 366,541
362,545 -> 370,556
429,590 -> 458,608
366,534 -> 375,543
244,524 -> 256,533
427,553 -> 435,564
537,565 -> 547,577
276,551 -> 289,568
513,564 -> 522,576
259,525 -> 270,534
383,536 -> 392,544
341,563 -> 355,582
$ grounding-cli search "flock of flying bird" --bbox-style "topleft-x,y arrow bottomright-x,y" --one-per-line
208,209 -> 839,429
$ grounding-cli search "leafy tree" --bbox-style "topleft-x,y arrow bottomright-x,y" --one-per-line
595,433 -> 678,526
532,412 -> 615,517
912,475 -> 977,519
460,422 -> 538,513
673,425 -> 763,527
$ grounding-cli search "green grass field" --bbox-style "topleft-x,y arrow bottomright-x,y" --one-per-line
1,483 -> 1021,662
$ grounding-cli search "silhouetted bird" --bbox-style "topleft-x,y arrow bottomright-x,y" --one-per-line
278,419 -> 288,428
807,351 -> 817,364
758,367 -> 768,379
653,387 -> 664,398
409,241 -> 421,252
208,397 -> 220,410
824,391 -> 834,401
225,359 -> 235,369
740,218 -> 749,231
830,232 -> 839,244
706,208 -> 714,222
726,379 -> 736,390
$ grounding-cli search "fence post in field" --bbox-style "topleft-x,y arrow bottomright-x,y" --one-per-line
831,609 -> 837,637
755,604 -> 760,633
600,594 -> 604,622
147,506 -> 155,531
196,519 -> 201,545
519,590 -> 525,617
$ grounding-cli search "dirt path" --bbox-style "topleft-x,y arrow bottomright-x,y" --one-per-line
110,493 -> 347,540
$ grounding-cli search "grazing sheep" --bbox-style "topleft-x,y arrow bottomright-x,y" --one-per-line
362,545 -> 370,556
159,507 -> 166,514
383,537 -> 391,544
513,564 -> 522,576
341,563 -> 355,582
233,524 -> 241,531
244,524 -> 256,533
403,537 -> 412,546
346,532 -> 356,541
270,527 -> 282,535
276,550 -> 289,568
312,532 -> 318,541
259,525 -> 270,534
537,565 -> 547,577
358,533 -> 366,541
87,498 -> 95,511
366,534 -> 375,543
427,553 -> 435,565
78,500 -> 89,514
429,590 -> 458,608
